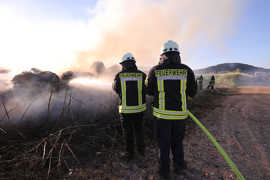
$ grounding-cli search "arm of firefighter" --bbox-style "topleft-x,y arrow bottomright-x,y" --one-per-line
112,74 -> 121,96
187,68 -> 197,98
146,67 -> 156,96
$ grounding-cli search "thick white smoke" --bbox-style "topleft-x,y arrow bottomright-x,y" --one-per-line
0,0 -> 243,74
0,0 -> 244,126
0,80 -> 118,126
72,0 -> 243,71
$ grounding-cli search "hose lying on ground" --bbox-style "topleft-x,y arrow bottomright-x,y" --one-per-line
187,110 -> 245,180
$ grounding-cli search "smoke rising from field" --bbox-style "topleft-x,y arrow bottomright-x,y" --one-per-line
73,0 -> 242,71
0,59 -> 123,127
0,68 -> 12,92
0,0 -> 243,126
0,79 -> 118,127
0,0 -> 243,75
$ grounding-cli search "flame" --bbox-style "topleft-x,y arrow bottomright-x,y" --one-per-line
70,77 -> 112,87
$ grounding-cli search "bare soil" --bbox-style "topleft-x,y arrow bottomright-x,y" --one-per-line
1,87 -> 270,180
184,87 -> 270,180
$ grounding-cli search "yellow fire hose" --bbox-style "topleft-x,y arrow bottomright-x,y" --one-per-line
187,110 -> 245,180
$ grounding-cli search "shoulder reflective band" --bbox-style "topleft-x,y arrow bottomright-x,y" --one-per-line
187,111 -> 245,180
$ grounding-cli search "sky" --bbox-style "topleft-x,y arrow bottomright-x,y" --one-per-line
0,0 -> 269,76
193,0 -> 270,69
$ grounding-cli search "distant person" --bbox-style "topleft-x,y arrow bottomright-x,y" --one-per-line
198,75 -> 203,90
113,53 -> 146,161
147,40 -> 197,179
207,75 -> 215,90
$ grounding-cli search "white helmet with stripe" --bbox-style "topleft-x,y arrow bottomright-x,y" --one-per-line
160,40 -> 180,55
120,53 -> 136,64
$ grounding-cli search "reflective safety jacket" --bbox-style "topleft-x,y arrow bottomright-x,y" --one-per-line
147,61 -> 197,120
113,68 -> 147,114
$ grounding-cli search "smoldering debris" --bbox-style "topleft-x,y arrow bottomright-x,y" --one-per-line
69,61 -> 121,82
0,67 -> 123,179
0,84 -> 121,179
90,61 -> 106,76
0,67 -> 119,128
0,67 -> 10,74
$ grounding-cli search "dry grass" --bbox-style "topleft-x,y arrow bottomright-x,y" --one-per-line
0,87 -> 227,179
0,89 -> 124,179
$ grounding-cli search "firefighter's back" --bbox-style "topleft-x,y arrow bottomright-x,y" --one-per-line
148,59 -> 196,120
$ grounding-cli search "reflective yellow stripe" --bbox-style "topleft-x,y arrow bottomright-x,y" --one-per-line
155,69 -> 188,77
161,80 -> 165,110
157,79 -> 161,109
120,104 -> 146,109
153,107 -> 187,115
124,81 -> 127,106
181,80 -> 184,111
154,69 -> 188,120
157,79 -> 165,110
153,111 -> 188,120
119,104 -> 147,113
183,79 -> 187,111
137,79 -> 142,105
120,80 -> 126,106
137,80 -> 140,105
119,72 -> 146,114
153,102 -> 188,120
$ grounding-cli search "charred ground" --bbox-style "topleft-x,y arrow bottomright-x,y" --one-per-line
0,87 -> 229,180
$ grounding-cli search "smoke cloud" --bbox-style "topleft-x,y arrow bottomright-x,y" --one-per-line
0,0 -> 243,126
0,78 -> 118,126
0,0 -> 243,75
73,0 -> 243,71
0,68 -> 12,92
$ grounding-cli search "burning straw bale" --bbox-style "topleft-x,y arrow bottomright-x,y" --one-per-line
12,68 -> 61,94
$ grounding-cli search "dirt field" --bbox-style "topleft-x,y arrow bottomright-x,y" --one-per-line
1,87 -> 270,179
62,87 -> 270,180
183,87 -> 270,180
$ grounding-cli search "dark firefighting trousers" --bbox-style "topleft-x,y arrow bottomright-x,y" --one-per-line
121,112 -> 145,156
156,118 -> 186,175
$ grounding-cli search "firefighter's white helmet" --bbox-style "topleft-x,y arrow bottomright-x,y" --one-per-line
160,40 -> 180,55
120,53 -> 135,64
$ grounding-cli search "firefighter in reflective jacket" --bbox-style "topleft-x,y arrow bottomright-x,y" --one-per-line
113,53 -> 147,161
147,41 -> 197,179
